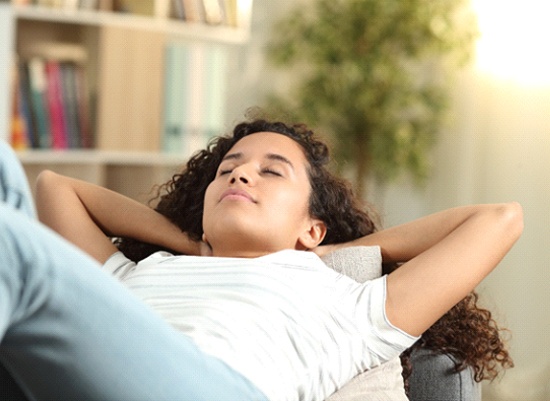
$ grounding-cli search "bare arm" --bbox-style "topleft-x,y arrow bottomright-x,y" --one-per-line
35,170 -> 201,264
316,203 -> 524,337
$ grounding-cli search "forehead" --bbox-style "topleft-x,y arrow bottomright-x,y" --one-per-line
226,132 -> 307,164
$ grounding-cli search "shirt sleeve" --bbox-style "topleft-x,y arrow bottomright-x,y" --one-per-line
102,251 -> 136,280
358,275 -> 420,363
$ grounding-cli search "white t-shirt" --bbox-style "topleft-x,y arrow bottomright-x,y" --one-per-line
104,249 -> 417,401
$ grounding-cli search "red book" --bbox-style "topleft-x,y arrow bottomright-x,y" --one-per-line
45,61 -> 68,149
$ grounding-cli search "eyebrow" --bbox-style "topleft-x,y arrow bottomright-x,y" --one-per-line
222,152 -> 295,170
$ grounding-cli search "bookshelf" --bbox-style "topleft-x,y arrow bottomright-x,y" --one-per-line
0,0 -> 252,199
13,5 -> 250,43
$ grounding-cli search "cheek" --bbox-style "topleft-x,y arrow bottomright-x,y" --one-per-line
273,186 -> 311,220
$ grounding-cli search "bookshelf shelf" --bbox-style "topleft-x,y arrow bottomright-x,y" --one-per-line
16,149 -> 186,166
13,4 -> 250,44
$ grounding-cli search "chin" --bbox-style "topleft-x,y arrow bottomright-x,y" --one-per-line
206,218 -> 256,244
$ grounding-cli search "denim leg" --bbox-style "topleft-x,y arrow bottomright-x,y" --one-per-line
0,141 -> 36,219
0,205 -> 267,400
0,142 -> 37,399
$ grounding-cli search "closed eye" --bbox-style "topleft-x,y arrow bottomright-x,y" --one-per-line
262,168 -> 282,177
219,169 -> 233,176
217,167 -> 283,177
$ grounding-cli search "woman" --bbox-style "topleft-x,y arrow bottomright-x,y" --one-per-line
112,119 -> 516,389
0,119 -> 521,400
113,119 -> 516,391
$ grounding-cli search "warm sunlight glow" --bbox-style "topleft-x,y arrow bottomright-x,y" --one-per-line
473,0 -> 550,85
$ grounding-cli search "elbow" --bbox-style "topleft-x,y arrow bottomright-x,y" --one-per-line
35,170 -> 61,198
36,169 -> 58,185
35,170 -> 65,222
500,201 -> 524,241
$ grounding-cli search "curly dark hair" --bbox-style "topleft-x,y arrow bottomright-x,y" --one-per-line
390,269 -> 514,392
116,118 -> 377,260
116,118 -> 513,392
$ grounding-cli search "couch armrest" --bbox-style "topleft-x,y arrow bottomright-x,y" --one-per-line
408,349 -> 481,401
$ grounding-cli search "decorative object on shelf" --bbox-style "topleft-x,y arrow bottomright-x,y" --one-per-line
265,0 -> 478,197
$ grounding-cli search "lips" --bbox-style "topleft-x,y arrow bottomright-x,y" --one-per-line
220,188 -> 256,203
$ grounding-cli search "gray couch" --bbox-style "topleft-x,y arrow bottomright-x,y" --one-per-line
409,349 -> 481,401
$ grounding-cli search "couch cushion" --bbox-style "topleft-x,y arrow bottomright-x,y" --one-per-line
321,246 -> 408,401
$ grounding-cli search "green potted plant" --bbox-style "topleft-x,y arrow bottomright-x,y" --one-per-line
265,0 -> 477,197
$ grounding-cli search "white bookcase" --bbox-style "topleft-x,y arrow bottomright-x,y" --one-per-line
0,2 -> 14,142
0,0 -> 252,200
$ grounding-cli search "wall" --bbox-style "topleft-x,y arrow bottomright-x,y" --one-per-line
381,71 -> 550,399
225,0 -> 307,125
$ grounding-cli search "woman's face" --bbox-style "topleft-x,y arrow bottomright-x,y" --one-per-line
203,132 -> 326,257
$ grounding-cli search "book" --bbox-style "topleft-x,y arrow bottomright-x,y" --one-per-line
162,43 -> 187,153
17,62 -> 39,148
222,0 -> 237,27
161,43 -> 228,156
182,0 -> 203,22
22,42 -> 91,149
98,0 -> 113,11
154,0 -> 171,18
60,62 -> 81,148
114,0 -> 155,15
10,64 -> 29,150
74,64 -> 93,148
97,0 -> 114,11
202,0 -> 224,25
27,57 -> 51,148
171,0 -> 185,19
202,45 -> 227,140
45,61 -> 68,149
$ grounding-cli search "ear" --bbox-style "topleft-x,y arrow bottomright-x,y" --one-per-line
297,218 -> 327,250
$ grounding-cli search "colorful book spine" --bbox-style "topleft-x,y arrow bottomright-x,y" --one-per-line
27,58 -> 52,149
171,0 -> 186,19
45,61 -> 68,149
74,64 -> 92,148
10,64 -> 29,150
18,41 -> 91,150
17,62 -> 38,148
60,62 -> 81,148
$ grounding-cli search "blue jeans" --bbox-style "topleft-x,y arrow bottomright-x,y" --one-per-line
0,142 -> 268,401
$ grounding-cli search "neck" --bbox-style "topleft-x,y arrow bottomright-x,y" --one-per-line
210,241 -> 290,259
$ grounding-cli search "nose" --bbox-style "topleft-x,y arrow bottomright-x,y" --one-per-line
229,166 -> 252,185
